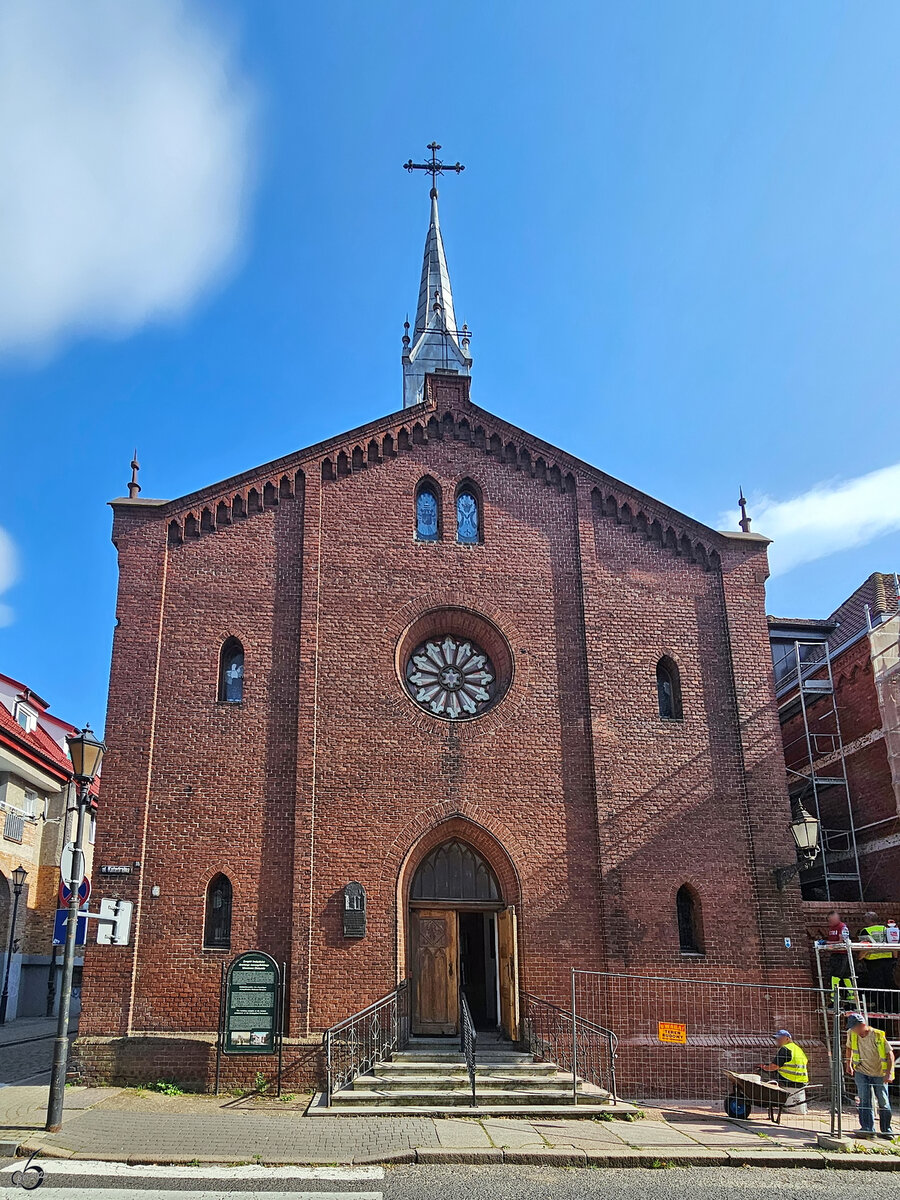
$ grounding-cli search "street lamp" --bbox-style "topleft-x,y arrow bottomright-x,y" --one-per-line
46,724 -> 105,1132
0,866 -> 28,1024
774,802 -> 821,890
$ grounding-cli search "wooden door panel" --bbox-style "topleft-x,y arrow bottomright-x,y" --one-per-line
498,905 -> 519,1041
412,909 -> 458,1035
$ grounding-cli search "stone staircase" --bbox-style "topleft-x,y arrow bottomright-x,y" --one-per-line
310,1036 -> 636,1117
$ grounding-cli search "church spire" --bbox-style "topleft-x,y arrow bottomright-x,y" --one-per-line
402,143 -> 472,408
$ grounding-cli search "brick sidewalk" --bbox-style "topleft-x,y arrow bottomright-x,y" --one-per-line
0,1085 -> 895,1167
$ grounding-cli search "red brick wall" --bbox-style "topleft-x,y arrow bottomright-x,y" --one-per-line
81,385 -> 808,1072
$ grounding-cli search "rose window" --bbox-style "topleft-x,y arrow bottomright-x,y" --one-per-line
405,636 -> 496,720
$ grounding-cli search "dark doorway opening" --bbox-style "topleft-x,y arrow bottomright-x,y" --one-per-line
459,911 -> 497,1030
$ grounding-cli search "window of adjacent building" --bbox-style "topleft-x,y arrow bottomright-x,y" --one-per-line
676,885 -> 703,954
455,484 -> 481,544
14,703 -> 37,734
415,480 -> 441,542
204,874 -> 232,949
218,639 -> 244,704
3,811 -> 24,843
656,657 -> 683,721
22,791 -> 37,818
89,814 -> 96,844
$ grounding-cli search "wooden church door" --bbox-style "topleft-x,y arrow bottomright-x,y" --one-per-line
411,910 -> 458,1035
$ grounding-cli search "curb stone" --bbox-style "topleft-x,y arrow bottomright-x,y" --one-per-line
724,1150 -> 825,1169
354,1151 -> 416,1164
415,1148 -> 503,1164
824,1153 -> 900,1171
504,1148 -> 587,1165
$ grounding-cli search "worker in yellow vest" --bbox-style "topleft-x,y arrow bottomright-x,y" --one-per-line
858,911 -> 899,1014
845,1012 -> 895,1138
760,1029 -> 809,1114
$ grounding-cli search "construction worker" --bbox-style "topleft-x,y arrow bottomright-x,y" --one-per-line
759,1029 -> 809,1114
844,1012 -> 895,1138
858,911 -> 899,1014
820,910 -> 857,1008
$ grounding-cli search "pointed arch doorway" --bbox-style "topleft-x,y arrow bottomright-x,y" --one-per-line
408,839 -> 519,1039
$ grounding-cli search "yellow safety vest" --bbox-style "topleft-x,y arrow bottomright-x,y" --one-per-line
848,1028 -> 892,1074
861,925 -> 892,961
778,1041 -> 809,1086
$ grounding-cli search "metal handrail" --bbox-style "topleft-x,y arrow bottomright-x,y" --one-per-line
459,987 -> 477,1107
322,979 -> 409,1106
521,991 -> 618,1103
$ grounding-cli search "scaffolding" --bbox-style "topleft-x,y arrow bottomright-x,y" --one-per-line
770,625 -> 863,901
870,607 -> 900,813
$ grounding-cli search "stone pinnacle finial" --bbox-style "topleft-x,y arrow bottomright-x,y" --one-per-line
738,487 -> 751,533
128,450 -> 141,499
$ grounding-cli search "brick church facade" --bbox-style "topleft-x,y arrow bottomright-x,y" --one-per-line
77,175 -> 811,1088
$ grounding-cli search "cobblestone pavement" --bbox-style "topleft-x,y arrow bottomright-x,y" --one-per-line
0,1018 -> 76,1087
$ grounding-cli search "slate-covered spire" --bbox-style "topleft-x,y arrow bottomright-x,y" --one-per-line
402,144 -> 472,408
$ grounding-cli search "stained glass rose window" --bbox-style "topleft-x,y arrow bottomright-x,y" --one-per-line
405,635 -> 496,719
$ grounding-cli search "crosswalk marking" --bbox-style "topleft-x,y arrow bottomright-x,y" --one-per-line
0,1193 -> 383,1200
0,1162 -> 384,1180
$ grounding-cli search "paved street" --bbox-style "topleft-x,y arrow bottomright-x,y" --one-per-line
0,1016 -> 75,1088
1,1163 -> 900,1199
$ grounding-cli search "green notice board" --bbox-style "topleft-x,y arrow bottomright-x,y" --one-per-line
223,951 -> 280,1055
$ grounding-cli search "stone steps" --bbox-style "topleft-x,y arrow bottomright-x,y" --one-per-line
318,1038 -> 625,1116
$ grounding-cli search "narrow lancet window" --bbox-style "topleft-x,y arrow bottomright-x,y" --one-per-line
456,486 -> 480,544
676,885 -> 703,953
656,656 -> 682,720
219,638 -> 244,704
204,874 -> 233,949
416,482 -> 440,541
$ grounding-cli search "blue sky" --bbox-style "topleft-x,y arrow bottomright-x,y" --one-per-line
1,0 -> 899,729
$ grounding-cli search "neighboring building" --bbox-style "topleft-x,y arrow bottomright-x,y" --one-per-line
0,673 -> 98,1019
769,572 -> 900,903
78,174 -> 809,1089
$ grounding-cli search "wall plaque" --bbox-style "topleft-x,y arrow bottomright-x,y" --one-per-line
343,881 -> 366,939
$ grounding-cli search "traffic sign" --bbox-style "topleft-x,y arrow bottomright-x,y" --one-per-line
59,876 -> 91,907
59,842 -> 84,889
52,909 -> 87,947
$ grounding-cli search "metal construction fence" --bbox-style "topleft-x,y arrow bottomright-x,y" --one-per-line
572,972 -> 900,1132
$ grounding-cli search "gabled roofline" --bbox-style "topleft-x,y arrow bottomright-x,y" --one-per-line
109,387 -> 766,556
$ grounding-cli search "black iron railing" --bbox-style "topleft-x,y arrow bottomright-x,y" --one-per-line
459,987 -> 477,1106
521,992 -> 618,1103
322,979 -> 409,1106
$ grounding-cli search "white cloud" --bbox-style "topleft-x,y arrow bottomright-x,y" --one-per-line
0,0 -> 256,359
0,528 -> 18,627
722,462 -> 900,576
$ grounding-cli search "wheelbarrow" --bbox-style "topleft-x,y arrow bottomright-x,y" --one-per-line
723,1070 -> 821,1123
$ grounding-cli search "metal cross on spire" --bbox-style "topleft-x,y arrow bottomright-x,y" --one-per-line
403,142 -> 464,197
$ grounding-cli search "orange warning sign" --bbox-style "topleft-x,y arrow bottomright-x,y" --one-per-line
658,1021 -> 687,1045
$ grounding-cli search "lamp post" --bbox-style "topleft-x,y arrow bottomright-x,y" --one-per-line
0,865 -> 28,1024
46,725 -> 104,1132
774,802 -> 821,890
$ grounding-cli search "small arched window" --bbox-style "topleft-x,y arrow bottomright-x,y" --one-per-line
204,873 -> 232,949
456,484 -> 481,544
656,656 -> 682,720
218,638 -> 244,704
415,480 -> 440,542
676,885 -> 703,953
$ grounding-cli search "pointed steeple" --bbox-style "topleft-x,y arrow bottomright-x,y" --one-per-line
402,145 -> 471,408
415,190 -> 458,339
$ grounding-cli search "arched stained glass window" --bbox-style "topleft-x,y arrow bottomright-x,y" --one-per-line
411,840 -> 500,901
676,884 -> 703,953
204,873 -> 233,949
656,656 -> 682,721
219,638 -> 244,704
456,487 -> 480,544
416,482 -> 440,541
